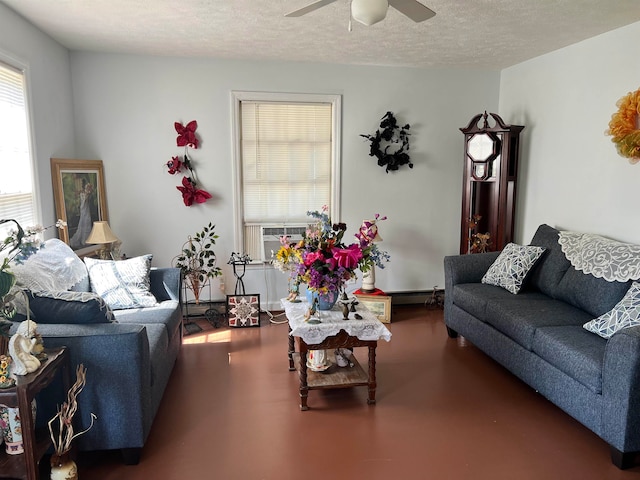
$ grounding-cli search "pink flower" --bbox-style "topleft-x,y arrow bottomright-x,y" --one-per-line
332,244 -> 363,269
166,156 -> 183,174
303,251 -> 324,266
175,120 -> 199,149
176,176 -> 211,207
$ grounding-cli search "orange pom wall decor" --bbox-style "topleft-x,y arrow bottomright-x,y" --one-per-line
606,87 -> 640,164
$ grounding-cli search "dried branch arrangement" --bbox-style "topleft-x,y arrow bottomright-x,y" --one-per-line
48,364 -> 97,456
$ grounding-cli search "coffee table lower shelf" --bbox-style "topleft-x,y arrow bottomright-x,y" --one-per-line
292,350 -> 369,389
290,339 -> 377,411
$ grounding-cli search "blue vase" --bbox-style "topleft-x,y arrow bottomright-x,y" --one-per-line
305,289 -> 339,310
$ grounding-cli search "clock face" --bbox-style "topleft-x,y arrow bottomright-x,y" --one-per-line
467,133 -> 499,162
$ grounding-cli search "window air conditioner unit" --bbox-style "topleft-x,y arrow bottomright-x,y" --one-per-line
261,225 -> 306,262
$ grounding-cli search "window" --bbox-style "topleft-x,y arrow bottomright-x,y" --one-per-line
231,92 -> 341,262
0,59 -> 36,237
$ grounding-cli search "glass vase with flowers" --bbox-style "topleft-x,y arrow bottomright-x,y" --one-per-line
274,206 -> 389,312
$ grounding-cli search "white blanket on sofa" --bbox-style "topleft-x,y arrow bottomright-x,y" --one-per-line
10,238 -> 88,292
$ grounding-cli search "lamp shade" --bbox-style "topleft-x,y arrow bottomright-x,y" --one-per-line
85,221 -> 119,244
351,0 -> 388,26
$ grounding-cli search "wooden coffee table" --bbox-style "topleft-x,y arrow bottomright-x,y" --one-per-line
282,298 -> 392,411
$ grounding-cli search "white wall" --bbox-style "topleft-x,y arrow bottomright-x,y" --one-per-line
0,3 -> 76,228
500,21 -> 640,245
69,52 -> 500,307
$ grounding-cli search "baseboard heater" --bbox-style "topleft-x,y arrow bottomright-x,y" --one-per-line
386,288 -> 445,305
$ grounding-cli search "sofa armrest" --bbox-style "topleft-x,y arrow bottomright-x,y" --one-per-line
443,252 -> 500,322
602,325 -> 640,452
150,267 -> 182,302
33,323 -> 152,451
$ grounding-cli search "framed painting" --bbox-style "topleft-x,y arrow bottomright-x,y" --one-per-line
226,294 -> 261,327
354,294 -> 392,323
50,158 -> 109,253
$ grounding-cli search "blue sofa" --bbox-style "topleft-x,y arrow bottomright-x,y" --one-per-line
9,240 -> 182,464
444,224 -> 640,469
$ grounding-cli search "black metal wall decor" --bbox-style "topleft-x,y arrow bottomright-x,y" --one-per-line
361,111 -> 412,173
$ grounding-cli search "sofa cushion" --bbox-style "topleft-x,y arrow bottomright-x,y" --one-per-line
481,243 -> 545,294
113,300 -> 182,340
452,283 -> 548,321
85,255 -> 158,310
27,290 -> 115,324
555,266 -> 631,318
583,282 -> 640,339
532,325 -> 606,394
484,295 -> 593,350
527,224 -> 572,297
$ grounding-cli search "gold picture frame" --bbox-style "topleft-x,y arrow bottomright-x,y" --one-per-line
355,294 -> 392,323
50,158 -> 109,254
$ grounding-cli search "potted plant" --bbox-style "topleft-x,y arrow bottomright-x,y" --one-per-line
173,222 -> 222,304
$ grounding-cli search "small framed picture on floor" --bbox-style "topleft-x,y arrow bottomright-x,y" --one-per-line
226,294 -> 261,327
354,294 -> 392,323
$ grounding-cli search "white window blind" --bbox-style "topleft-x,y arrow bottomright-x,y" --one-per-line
238,99 -> 336,260
241,101 -> 332,223
0,61 -> 34,237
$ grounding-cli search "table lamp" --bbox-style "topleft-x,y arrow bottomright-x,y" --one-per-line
86,221 -> 119,260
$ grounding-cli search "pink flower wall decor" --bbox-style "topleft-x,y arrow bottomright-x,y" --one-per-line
165,120 -> 212,207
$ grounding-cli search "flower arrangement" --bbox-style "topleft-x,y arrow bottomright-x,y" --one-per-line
468,214 -> 491,254
165,120 -> 212,206
273,207 -> 389,296
606,87 -> 640,163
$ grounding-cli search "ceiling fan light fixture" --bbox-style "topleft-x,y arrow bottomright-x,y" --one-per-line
351,0 -> 389,26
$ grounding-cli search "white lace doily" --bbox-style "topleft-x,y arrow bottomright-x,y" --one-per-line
557,231 -> 640,282
282,298 -> 392,345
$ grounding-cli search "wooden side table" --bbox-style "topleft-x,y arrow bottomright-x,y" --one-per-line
0,347 -> 70,480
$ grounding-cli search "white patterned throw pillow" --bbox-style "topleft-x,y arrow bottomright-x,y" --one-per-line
481,243 -> 546,294
583,282 -> 640,339
84,254 -> 158,310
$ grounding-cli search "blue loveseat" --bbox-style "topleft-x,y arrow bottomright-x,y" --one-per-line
9,239 -> 182,464
444,224 -> 640,469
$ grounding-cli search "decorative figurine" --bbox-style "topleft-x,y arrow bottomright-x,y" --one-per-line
8,320 -> 41,376
335,348 -> 354,368
338,290 -> 358,320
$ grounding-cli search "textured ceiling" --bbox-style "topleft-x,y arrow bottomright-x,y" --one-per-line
2,0 -> 640,69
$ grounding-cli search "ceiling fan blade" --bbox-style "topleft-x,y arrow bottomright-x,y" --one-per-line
388,0 -> 436,22
285,0 -> 339,17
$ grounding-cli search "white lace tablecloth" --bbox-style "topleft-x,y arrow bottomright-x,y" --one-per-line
558,231 -> 640,282
282,298 -> 392,344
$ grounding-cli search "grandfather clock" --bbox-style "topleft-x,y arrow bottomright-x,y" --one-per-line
459,112 -> 524,254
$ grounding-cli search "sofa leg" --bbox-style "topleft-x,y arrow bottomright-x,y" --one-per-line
610,446 -> 636,469
121,447 -> 142,465
446,326 -> 458,338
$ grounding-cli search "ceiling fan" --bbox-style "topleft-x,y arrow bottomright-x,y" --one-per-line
285,0 -> 436,27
